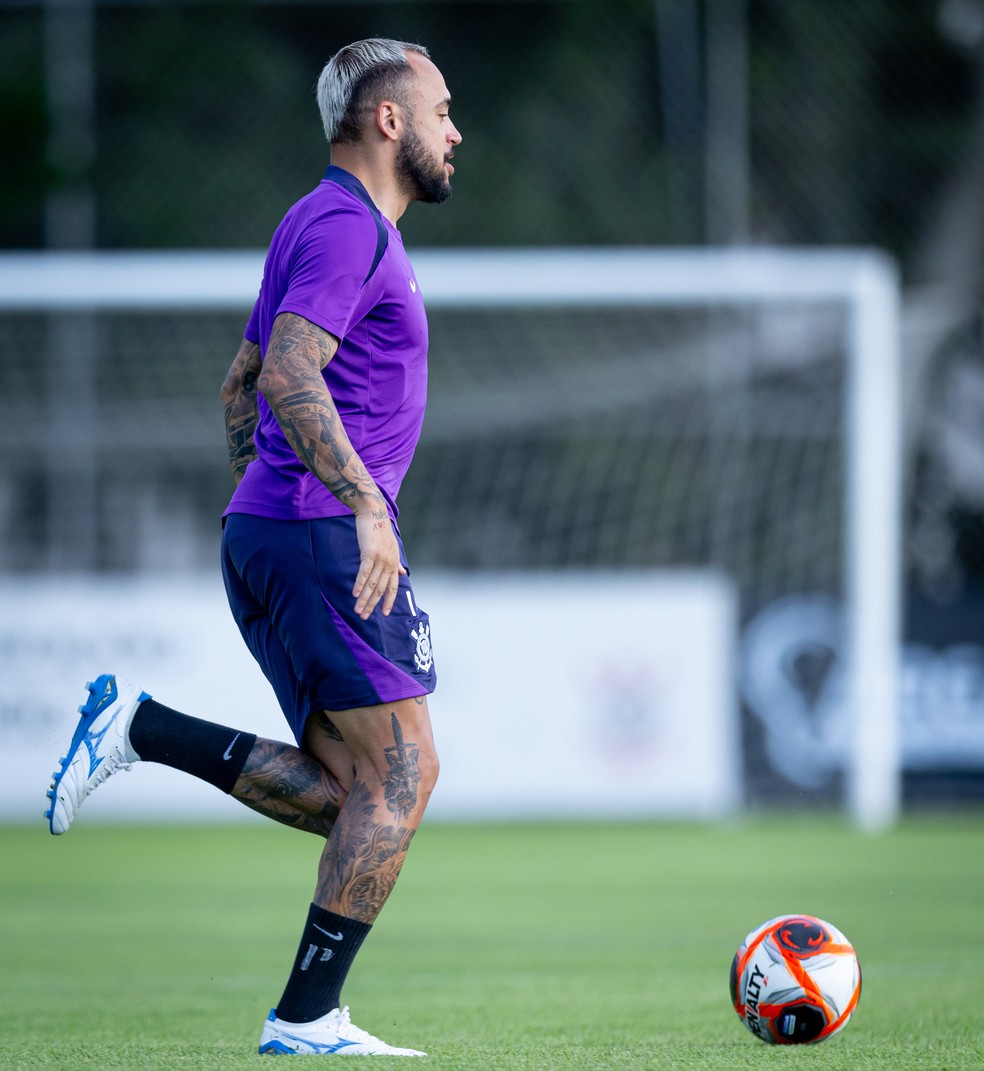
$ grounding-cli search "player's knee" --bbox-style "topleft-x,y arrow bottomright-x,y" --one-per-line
392,736 -> 439,800
416,742 -> 440,801
364,736 -> 438,815
405,742 -> 438,823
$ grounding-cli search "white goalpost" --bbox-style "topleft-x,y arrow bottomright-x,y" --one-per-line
0,247 -> 902,830
415,248 -> 902,832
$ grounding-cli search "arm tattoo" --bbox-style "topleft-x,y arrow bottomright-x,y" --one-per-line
267,312 -> 337,372
221,339 -> 261,483
260,313 -> 384,512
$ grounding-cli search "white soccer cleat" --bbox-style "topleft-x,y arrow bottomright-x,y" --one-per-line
258,1006 -> 427,1057
44,674 -> 151,836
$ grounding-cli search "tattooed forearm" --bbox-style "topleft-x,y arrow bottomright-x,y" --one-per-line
231,738 -> 346,838
220,339 -> 261,483
259,313 -> 385,513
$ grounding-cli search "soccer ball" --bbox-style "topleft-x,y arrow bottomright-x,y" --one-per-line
729,914 -> 861,1044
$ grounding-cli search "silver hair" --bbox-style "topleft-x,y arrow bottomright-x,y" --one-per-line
317,38 -> 430,146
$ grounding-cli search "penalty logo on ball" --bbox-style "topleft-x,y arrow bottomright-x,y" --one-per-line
730,914 -> 861,1044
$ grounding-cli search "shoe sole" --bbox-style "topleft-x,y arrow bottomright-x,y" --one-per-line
259,1039 -> 424,1057
259,1023 -> 425,1057
258,1040 -> 296,1055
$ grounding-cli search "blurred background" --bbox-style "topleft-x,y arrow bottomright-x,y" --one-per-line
2,0 -> 984,821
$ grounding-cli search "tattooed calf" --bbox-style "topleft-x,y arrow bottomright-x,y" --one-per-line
233,739 -> 345,837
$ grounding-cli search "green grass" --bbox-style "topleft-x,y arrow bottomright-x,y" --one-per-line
2,816 -> 983,1070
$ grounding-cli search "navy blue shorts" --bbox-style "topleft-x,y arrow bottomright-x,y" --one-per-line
221,512 -> 436,744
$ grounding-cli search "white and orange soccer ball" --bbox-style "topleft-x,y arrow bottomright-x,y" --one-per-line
730,914 -> 862,1044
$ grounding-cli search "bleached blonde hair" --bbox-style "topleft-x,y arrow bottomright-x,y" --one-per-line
317,38 -> 430,145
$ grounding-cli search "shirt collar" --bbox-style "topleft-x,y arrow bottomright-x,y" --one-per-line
323,166 -> 380,216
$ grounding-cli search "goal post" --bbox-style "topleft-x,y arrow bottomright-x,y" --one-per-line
0,247 -> 902,830
845,256 -> 902,833
409,247 -> 902,832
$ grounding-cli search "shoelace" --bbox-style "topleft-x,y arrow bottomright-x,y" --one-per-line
80,729 -> 133,794
335,1007 -> 380,1045
91,757 -> 132,784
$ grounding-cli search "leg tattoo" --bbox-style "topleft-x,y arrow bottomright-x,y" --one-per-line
233,739 -> 346,837
315,714 -> 424,922
315,781 -> 417,921
383,713 -> 420,821
314,711 -> 345,742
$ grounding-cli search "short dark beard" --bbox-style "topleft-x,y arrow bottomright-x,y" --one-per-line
396,118 -> 452,205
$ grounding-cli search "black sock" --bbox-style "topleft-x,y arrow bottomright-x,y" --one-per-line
128,699 -> 256,794
275,904 -> 372,1023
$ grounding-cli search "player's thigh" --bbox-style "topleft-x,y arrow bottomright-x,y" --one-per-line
226,512 -> 436,720
221,527 -> 310,736
305,696 -> 439,801
302,709 -> 358,794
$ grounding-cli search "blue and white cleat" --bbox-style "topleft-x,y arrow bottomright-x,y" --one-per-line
45,674 -> 151,836
259,1007 -> 426,1057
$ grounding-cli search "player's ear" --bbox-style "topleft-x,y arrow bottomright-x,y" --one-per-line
375,100 -> 405,143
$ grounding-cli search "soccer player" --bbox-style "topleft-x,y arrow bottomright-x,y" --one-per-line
44,38 -> 461,1057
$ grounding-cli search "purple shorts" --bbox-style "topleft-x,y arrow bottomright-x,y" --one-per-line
221,512 -> 436,744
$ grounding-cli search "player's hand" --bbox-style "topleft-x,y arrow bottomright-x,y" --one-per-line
352,506 -> 406,620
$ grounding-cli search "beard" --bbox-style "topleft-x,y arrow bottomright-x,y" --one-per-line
396,119 -> 453,205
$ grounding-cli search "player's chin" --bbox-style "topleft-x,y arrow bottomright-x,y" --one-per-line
417,180 -> 453,205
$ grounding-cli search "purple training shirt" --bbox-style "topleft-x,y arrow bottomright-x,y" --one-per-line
224,166 -> 429,524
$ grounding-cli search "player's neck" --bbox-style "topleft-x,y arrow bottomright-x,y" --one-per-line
329,148 -> 409,226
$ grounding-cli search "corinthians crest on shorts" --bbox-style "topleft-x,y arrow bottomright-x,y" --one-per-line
410,619 -> 433,673
401,588 -> 436,687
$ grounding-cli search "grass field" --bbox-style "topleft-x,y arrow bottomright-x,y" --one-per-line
2,815 -> 982,1070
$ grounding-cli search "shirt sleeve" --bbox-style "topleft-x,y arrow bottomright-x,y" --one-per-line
276,202 -> 381,342
244,296 -> 261,343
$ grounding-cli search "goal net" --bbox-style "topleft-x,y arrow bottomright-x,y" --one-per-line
0,248 -> 901,829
